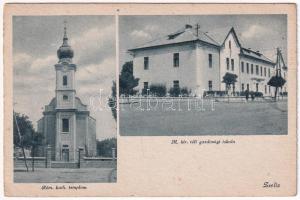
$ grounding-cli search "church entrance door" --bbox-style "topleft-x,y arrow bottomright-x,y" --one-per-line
62,149 -> 69,162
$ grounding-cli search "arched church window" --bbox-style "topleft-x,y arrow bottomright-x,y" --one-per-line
63,75 -> 68,86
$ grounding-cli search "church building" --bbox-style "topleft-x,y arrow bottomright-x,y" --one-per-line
129,24 -> 287,96
37,24 -> 96,162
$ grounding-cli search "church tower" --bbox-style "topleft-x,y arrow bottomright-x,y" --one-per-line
54,22 -> 78,161
37,22 -> 97,162
55,22 -> 76,109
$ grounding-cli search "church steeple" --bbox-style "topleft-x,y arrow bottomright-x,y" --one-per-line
63,21 -> 68,45
57,21 -> 74,62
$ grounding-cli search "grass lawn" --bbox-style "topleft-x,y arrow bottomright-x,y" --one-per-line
120,99 -> 287,136
14,168 -> 117,183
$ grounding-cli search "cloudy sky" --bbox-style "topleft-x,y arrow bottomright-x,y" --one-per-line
119,15 -> 287,64
13,16 -> 116,140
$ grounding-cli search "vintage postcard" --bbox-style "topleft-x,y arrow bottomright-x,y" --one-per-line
3,3 -> 297,197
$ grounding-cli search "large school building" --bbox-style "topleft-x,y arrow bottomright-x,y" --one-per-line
128,24 -> 287,96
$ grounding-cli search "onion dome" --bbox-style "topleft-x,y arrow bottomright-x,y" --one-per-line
57,22 -> 74,60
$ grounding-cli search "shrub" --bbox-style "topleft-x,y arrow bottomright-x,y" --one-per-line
141,88 -> 149,96
254,91 -> 263,97
169,87 -> 180,97
168,87 -> 192,97
149,84 -> 167,97
280,92 -> 288,96
180,87 -> 191,97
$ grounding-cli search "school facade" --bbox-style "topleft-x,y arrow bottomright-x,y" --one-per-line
128,25 -> 287,96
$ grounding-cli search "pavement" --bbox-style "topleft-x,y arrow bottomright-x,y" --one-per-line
14,168 -> 117,183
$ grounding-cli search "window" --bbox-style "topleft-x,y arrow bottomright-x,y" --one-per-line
260,66 -> 263,76
62,118 -> 69,133
226,58 -> 230,70
63,75 -> 67,86
63,95 -> 68,101
268,68 -> 271,77
208,80 -> 212,91
173,53 -> 179,67
264,67 -> 267,77
256,83 -> 259,92
241,62 -> 244,73
251,64 -> 254,74
208,54 -> 212,68
231,59 -> 234,71
173,80 -> 179,88
256,65 -> 259,75
247,84 -> 249,91
241,83 -> 244,92
144,57 -> 149,70
246,63 -> 249,74
229,40 -> 231,49
143,82 -> 148,90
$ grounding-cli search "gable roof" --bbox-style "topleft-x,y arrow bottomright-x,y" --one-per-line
222,27 -> 275,65
221,27 -> 242,48
128,25 -> 220,51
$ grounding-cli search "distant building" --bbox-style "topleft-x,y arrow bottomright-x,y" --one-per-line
128,24 -> 287,96
37,24 -> 96,162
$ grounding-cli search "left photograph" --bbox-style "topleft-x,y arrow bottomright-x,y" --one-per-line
13,16 -> 117,183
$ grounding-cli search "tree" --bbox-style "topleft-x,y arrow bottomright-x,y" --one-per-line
268,76 -> 286,100
222,72 -> 238,94
13,111 -> 35,172
119,61 -> 139,96
30,132 -> 44,171
222,73 -> 238,102
96,138 -> 117,157
268,48 -> 286,101
108,81 -> 117,121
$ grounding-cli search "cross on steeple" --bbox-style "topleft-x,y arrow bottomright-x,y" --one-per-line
63,20 -> 67,39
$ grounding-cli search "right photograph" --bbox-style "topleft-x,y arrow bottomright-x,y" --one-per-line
119,15 -> 288,136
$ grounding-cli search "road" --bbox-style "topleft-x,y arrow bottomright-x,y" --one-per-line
120,100 -> 288,136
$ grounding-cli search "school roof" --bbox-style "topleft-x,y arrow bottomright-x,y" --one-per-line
128,24 -> 220,51
128,25 -> 275,65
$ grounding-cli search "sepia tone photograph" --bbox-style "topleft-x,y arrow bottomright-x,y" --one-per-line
3,3 -> 296,197
13,15 -> 117,183
119,15 -> 288,136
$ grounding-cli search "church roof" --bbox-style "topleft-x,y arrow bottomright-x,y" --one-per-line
128,24 -> 220,51
57,22 -> 74,61
43,97 -> 89,113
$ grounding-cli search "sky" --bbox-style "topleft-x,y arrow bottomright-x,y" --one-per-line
119,15 -> 287,65
13,16 -> 116,141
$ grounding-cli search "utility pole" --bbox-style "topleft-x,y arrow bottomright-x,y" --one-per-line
13,108 -> 29,172
195,23 -> 200,37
